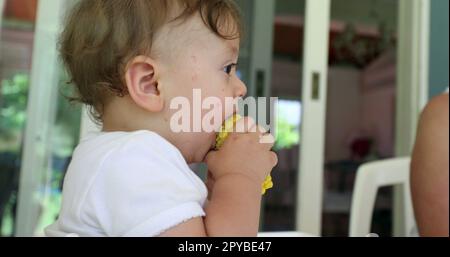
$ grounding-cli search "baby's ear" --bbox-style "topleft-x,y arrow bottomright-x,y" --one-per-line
125,55 -> 164,112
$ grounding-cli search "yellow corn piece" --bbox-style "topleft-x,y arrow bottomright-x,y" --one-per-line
215,114 -> 273,195
262,175 -> 273,195
215,114 -> 242,150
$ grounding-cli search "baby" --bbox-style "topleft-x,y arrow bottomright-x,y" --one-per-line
45,0 -> 277,237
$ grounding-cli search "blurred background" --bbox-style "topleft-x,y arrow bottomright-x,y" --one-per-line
0,0 -> 448,237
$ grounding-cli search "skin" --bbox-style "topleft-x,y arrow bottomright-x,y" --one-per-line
411,93 -> 449,237
101,14 -> 278,237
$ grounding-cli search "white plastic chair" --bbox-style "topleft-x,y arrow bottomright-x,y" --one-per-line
349,157 -> 417,237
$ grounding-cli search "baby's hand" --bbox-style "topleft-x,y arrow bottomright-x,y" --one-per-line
205,117 -> 278,189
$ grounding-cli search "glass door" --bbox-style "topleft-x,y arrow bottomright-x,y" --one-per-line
0,0 -> 81,237
0,0 -> 39,236
321,0 -> 399,236
262,0 -> 305,232
236,0 -> 331,235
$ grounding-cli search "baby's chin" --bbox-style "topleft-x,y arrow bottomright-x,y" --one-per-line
199,132 -> 219,162
180,132 -> 217,164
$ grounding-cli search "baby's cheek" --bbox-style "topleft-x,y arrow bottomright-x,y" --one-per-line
223,95 -> 239,118
191,72 -> 198,83
197,77 -> 236,120
201,99 -> 223,129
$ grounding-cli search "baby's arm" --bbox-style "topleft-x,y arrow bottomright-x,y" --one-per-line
160,118 -> 277,237
204,173 -> 264,236
160,174 -> 263,237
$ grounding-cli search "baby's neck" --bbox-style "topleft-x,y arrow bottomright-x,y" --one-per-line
102,97 -> 201,163
102,96 -> 156,131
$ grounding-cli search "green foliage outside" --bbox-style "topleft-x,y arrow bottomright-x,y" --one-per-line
275,117 -> 300,150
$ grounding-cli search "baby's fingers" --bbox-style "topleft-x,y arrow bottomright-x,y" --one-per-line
269,151 -> 278,167
260,133 -> 276,149
233,116 -> 256,134
249,125 -> 275,150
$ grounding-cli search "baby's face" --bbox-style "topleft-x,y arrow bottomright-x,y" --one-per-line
156,15 -> 247,163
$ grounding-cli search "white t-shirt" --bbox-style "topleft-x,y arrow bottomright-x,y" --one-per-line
45,130 -> 207,237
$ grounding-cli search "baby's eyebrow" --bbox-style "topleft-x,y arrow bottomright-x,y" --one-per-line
230,46 -> 238,55
225,45 -> 239,58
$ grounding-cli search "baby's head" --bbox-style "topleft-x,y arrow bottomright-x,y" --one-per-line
61,0 -> 247,163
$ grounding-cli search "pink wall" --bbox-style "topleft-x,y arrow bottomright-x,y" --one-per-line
325,67 -> 362,162
325,59 -> 396,162
360,50 -> 396,157
360,85 -> 396,158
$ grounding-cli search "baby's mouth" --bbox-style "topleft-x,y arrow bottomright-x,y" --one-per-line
207,114 -> 234,151
209,133 -> 217,151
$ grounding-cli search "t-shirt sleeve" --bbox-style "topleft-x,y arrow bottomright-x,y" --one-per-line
81,135 -> 206,237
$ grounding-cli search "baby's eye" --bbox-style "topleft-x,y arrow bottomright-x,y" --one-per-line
223,63 -> 237,75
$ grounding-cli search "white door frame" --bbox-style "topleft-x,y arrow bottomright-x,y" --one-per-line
394,0 -> 430,237
15,0 -> 69,236
296,0 -> 331,236
0,0 -> 5,28
396,0 -> 430,155
0,0 -> 5,64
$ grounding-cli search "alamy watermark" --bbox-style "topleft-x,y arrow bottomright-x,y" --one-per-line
169,89 -> 278,139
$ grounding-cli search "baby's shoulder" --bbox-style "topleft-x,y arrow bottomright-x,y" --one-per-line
67,131 -> 187,189
116,131 -> 179,155
78,130 -> 180,161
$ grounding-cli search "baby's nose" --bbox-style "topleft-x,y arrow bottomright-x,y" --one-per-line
234,78 -> 247,98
